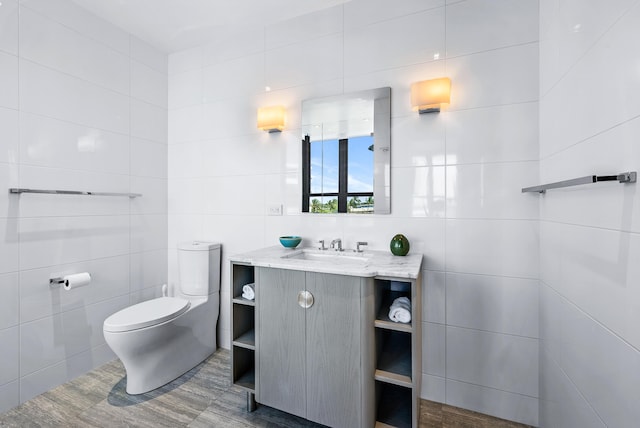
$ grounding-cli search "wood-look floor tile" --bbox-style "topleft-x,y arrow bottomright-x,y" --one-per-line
1,349 -> 532,428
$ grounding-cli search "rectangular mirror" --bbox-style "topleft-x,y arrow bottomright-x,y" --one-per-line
301,87 -> 391,214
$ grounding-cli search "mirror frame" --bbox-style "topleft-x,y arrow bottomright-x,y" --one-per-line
300,87 -> 391,214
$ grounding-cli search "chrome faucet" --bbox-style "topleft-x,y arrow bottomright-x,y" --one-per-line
318,239 -> 327,250
356,241 -> 368,252
330,238 -> 343,252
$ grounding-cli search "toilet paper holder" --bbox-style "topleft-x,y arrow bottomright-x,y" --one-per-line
49,272 -> 91,289
49,277 -> 65,286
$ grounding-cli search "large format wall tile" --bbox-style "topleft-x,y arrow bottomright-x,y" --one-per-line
344,8 -> 445,77
445,102 -> 539,165
0,273 -> 19,330
0,327 -> 19,385
0,52 -> 19,110
446,272 -> 538,338
446,0 -> 538,58
447,43 -> 539,111
20,7 -> 129,95
131,60 -> 168,108
446,378 -> 539,426
266,5 -> 342,50
446,219 -> 539,278
20,59 -> 130,134
19,216 -> 130,270
0,107 -> 19,163
447,326 -> 538,397
0,381 -> 19,414
19,255 -> 130,323
19,295 -> 129,377
19,112 -> 130,175
0,0 -> 19,56
20,0 -> 129,55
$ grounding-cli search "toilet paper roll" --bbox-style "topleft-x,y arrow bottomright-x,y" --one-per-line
63,272 -> 91,290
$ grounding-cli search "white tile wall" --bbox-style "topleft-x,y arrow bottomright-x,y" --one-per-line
344,8 -> 445,77
0,0 -> 19,56
0,382 -> 19,414
19,7 -> 130,95
0,53 -> 19,110
0,273 -> 19,330
0,0 -> 168,413
446,273 -> 538,338
168,0 -> 540,425
446,378 -> 539,426
539,0 -> 640,426
0,108 -> 19,163
445,0 -> 538,58
20,59 -> 130,134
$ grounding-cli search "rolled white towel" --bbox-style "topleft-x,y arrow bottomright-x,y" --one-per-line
388,296 -> 411,323
242,283 -> 255,301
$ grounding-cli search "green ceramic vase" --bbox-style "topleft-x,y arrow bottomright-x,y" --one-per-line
390,234 -> 410,256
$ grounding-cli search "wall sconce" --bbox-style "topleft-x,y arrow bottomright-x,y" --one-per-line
411,77 -> 451,114
257,105 -> 285,132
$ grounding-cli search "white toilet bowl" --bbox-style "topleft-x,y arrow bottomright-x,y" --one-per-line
103,242 -> 220,394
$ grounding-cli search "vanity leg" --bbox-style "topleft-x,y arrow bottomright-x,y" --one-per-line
246,392 -> 257,412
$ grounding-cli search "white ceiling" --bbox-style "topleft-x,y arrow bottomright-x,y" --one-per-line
70,0 -> 349,53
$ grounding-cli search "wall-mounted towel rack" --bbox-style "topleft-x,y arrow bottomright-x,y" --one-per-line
522,171 -> 636,194
9,188 -> 142,198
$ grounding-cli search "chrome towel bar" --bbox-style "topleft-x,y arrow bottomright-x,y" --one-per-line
9,188 -> 142,198
522,171 -> 636,193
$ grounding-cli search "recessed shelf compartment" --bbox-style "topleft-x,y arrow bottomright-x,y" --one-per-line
375,329 -> 412,386
233,304 -> 255,341
232,346 -> 255,391
232,263 -> 255,300
374,280 -> 412,332
375,381 -> 412,428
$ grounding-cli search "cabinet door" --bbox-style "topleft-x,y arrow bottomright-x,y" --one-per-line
305,272 -> 362,427
257,267 -> 306,418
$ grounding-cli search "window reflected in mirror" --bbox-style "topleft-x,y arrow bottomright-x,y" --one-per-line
301,87 -> 390,214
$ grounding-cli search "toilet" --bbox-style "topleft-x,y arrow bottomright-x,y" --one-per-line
103,241 -> 220,394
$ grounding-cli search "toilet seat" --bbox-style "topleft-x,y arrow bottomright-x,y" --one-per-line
104,297 -> 191,333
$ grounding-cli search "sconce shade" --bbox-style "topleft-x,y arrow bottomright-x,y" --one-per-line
411,77 -> 451,113
257,105 -> 285,132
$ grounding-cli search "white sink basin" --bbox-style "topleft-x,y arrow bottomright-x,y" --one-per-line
281,249 -> 370,264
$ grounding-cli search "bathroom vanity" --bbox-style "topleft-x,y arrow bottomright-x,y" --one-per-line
229,246 -> 423,428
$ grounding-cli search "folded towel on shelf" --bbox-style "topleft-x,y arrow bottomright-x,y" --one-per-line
388,296 -> 411,323
242,283 -> 255,301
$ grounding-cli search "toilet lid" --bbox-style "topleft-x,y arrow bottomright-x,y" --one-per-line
103,297 -> 191,332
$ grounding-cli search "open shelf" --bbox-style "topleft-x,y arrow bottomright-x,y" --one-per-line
231,263 -> 256,394
375,381 -> 412,428
232,296 -> 255,306
235,366 -> 255,390
233,328 -> 255,350
232,346 -> 255,392
232,264 -> 255,300
232,304 -> 255,342
374,280 -> 412,332
375,329 -> 412,386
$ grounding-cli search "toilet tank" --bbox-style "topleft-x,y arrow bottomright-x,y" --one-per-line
177,241 -> 221,296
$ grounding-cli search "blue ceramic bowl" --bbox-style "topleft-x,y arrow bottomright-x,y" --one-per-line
279,236 -> 302,248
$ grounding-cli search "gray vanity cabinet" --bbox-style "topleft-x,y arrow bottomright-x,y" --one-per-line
256,267 -> 370,428
255,268 -> 306,418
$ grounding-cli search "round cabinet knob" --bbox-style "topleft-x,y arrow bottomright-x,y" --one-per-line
297,290 -> 314,309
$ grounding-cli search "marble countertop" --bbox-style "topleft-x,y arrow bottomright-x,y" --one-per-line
229,245 -> 423,279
